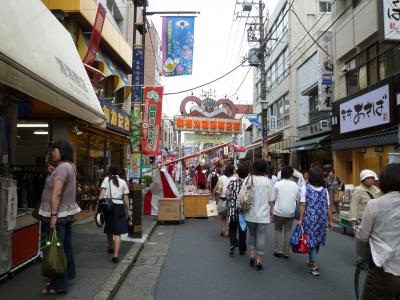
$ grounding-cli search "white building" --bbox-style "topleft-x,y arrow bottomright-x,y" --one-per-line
253,0 -> 333,170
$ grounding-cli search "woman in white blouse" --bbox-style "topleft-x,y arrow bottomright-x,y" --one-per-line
99,166 -> 130,263
241,159 -> 274,271
356,163 -> 400,300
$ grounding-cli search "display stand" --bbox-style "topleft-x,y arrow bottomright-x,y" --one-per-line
183,186 -> 210,218
0,178 -> 41,280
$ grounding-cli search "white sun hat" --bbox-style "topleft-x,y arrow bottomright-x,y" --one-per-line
360,169 -> 378,182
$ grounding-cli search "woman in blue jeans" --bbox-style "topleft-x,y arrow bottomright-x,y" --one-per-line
38,140 -> 80,295
297,167 -> 332,276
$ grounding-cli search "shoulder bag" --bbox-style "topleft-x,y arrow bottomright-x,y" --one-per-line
98,179 -> 114,213
237,176 -> 255,212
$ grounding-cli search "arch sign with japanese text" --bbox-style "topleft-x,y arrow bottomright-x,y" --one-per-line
174,116 -> 241,133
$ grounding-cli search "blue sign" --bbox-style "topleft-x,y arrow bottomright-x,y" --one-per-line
162,16 -> 195,77
132,47 -> 143,103
99,99 -> 130,135
247,114 -> 261,129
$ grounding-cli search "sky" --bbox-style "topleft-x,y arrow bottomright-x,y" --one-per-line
147,0 -> 279,117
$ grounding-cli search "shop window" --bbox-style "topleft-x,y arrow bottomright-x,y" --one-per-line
319,1 -> 332,13
346,69 -> 359,95
368,58 -> 378,85
358,65 -> 368,90
385,47 -> 400,78
379,56 -> 387,81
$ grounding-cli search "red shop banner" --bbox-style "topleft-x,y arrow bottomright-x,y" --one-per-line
142,86 -> 164,155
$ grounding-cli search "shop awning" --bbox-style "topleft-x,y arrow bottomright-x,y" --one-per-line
332,131 -> 398,151
289,134 -> 330,151
0,1 -> 105,125
245,140 -> 262,150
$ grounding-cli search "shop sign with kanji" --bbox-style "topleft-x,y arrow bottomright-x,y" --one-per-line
99,99 -> 130,135
174,116 -> 241,133
339,85 -> 390,134
142,86 -> 163,155
382,0 -> 400,41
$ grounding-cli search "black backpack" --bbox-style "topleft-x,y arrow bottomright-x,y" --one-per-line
210,172 -> 219,191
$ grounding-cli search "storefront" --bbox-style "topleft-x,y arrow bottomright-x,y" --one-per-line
332,77 -> 400,185
289,134 -> 332,172
0,1 -> 104,279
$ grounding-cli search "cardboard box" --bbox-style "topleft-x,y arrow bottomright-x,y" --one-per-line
158,198 -> 182,221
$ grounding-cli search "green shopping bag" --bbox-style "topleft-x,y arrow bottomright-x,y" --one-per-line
41,228 -> 67,278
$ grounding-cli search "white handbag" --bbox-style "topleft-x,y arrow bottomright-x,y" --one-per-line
206,200 -> 218,217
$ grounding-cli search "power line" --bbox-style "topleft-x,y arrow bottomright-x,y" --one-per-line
163,62 -> 244,95
228,66 -> 252,99
291,8 -> 331,57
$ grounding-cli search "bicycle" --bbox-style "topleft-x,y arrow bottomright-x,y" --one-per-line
354,260 -> 369,300
354,226 -> 372,300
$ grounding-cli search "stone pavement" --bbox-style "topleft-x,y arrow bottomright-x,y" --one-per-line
0,214 -> 155,300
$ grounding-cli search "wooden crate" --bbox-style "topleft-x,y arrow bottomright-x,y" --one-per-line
158,198 -> 182,221
183,195 -> 210,218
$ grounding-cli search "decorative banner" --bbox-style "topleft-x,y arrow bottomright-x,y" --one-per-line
162,16 -> 195,76
99,99 -> 130,135
174,116 -> 241,133
82,3 -> 106,65
129,153 -> 141,179
142,86 -> 163,155
318,31 -> 333,111
339,85 -> 390,134
132,46 -> 143,103
381,0 -> 400,41
184,133 -> 232,143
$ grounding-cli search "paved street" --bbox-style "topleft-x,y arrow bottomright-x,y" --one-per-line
0,215 -> 153,300
137,218 -> 356,300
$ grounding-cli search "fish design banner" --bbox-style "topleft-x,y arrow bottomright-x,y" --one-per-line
162,16 -> 195,76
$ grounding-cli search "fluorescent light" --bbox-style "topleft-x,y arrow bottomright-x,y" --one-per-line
33,131 -> 48,135
17,123 -> 48,128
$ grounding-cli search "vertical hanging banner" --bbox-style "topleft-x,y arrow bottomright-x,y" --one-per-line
142,86 -> 164,155
162,16 -> 195,76
132,46 -> 144,103
318,31 -> 333,111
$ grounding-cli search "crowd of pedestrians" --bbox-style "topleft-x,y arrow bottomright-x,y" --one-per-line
209,158 -> 400,299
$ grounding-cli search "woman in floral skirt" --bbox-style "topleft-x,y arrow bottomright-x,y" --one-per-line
297,166 -> 333,276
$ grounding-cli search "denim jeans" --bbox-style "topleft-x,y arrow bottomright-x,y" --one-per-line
308,247 -> 320,262
246,222 -> 268,256
44,220 -> 76,292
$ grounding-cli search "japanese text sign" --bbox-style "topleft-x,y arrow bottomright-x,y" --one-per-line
162,16 -> 195,77
132,47 -> 143,103
318,31 -> 333,111
142,86 -> 163,155
174,116 -> 241,133
382,0 -> 400,41
99,99 -> 130,135
340,85 -> 390,134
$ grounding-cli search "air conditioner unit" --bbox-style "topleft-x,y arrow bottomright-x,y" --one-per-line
319,120 -> 330,131
341,59 -> 355,73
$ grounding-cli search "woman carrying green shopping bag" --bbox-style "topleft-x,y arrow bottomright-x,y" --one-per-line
38,140 -> 80,295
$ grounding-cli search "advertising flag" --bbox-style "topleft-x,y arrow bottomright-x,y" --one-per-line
162,16 -> 195,76
142,86 -> 163,155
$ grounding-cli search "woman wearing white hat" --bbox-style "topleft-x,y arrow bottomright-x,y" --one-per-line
349,169 -> 381,227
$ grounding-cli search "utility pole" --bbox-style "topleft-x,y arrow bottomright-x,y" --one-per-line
258,0 -> 269,161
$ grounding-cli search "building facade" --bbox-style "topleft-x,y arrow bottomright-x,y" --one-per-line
254,0 -> 333,171
331,0 -> 400,184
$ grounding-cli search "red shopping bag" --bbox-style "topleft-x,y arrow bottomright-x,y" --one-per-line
292,226 -> 310,254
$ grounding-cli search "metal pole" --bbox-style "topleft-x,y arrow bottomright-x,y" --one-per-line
259,0 -> 268,161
